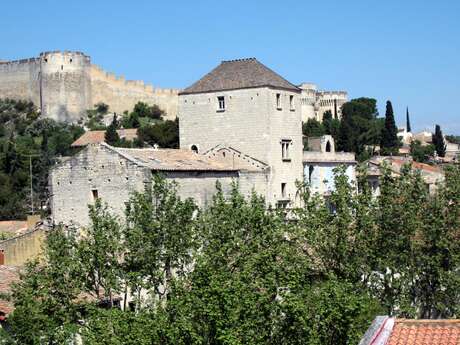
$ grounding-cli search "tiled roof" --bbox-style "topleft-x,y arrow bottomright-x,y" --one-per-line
0,266 -> 20,315
388,319 -> 460,345
0,221 -> 27,235
180,58 -> 300,95
71,129 -> 138,147
359,316 -> 460,345
105,144 -> 239,172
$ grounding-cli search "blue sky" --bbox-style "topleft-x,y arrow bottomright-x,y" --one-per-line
2,0 -> 459,134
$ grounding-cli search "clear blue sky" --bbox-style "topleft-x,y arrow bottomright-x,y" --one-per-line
2,0 -> 459,134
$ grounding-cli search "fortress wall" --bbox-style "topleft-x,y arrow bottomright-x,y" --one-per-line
90,65 -> 179,120
40,51 -> 92,123
0,59 -> 40,106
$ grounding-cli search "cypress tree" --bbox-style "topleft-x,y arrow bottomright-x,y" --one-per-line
406,107 -> 412,133
105,114 -> 120,146
380,101 -> 399,155
432,124 -> 446,157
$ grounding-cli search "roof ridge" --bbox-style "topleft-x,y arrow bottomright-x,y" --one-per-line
222,57 -> 256,63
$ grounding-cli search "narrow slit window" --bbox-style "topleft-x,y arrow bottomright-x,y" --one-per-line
217,96 -> 225,111
92,189 -> 99,201
281,183 -> 287,198
289,95 -> 294,110
276,93 -> 281,109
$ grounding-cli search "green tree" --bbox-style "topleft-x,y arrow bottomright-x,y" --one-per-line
337,98 -> 380,155
322,110 -> 341,140
133,102 -> 164,120
77,199 -> 123,306
303,118 -> 325,138
410,140 -> 434,163
432,124 -> 446,157
8,227 -> 82,343
138,119 -> 179,148
380,101 -> 399,155
104,114 -> 120,146
124,175 -> 197,305
406,107 -> 412,133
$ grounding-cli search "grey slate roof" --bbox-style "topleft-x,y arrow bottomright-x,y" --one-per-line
180,58 -> 300,95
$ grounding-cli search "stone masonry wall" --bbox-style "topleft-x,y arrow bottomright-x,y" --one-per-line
0,51 -> 179,123
0,58 -> 41,106
0,228 -> 45,266
179,87 -> 304,206
90,65 -> 179,120
50,145 -> 242,227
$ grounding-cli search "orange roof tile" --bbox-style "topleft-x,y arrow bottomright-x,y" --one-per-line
387,319 -> 460,345
0,266 -> 20,315
71,129 -> 138,147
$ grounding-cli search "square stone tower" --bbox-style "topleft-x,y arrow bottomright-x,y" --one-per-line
179,58 -> 303,206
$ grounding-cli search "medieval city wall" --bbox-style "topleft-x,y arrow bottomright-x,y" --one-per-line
0,58 -> 41,106
0,51 -> 180,122
90,65 -> 179,120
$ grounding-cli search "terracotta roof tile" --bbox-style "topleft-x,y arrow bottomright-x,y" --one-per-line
0,221 -> 27,235
180,58 -> 300,95
0,266 -> 20,315
387,319 -> 460,345
72,129 -> 138,147
106,144 -> 239,172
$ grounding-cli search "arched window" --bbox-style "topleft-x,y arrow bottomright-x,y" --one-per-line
325,141 -> 331,152
191,145 -> 198,154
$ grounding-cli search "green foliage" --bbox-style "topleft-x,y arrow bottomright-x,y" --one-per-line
445,135 -> 460,145
337,98 -> 381,155
0,231 -> 14,241
432,124 -> 446,157
406,107 -> 412,133
132,102 -> 164,120
410,140 -> 435,163
322,110 -> 341,140
104,114 -> 120,145
84,103 -> 110,130
6,167 -> 460,343
380,101 -> 399,155
303,118 -> 325,137
138,118 -> 179,148
0,99 -> 84,220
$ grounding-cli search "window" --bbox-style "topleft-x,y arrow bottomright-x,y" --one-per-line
308,165 -> 314,183
217,96 -> 225,111
325,141 -> 331,152
276,93 -> 281,109
281,140 -> 292,161
92,189 -> 99,201
289,95 -> 294,110
281,183 -> 287,198
191,145 -> 198,153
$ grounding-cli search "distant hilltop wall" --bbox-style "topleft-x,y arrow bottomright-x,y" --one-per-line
0,51 -> 179,123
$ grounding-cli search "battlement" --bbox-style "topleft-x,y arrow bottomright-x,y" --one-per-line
39,50 -> 89,58
0,57 -> 39,66
317,90 -> 348,97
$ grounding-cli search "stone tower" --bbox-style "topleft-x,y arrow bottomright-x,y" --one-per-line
39,51 -> 92,122
179,58 -> 303,207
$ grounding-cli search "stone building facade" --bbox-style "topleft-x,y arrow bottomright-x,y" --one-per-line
49,143 -> 263,227
179,58 -> 304,207
0,51 -> 179,123
298,83 -> 348,122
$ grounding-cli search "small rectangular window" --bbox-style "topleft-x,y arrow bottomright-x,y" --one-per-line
92,189 -> 99,201
289,95 -> 294,110
281,183 -> 287,198
276,93 -> 281,109
217,96 -> 225,111
281,139 -> 292,161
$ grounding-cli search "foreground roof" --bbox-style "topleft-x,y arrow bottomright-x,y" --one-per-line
105,144 -> 238,172
72,129 -> 138,147
180,58 -> 300,95
0,266 -> 20,315
359,316 -> 460,345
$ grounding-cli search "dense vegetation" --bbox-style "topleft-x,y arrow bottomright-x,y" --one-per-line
0,99 -> 179,221
0,99 -> 84,220
2,164 -> 459,344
